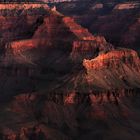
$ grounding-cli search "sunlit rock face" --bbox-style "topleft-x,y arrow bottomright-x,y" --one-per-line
62,17 -> 95,40
83,49 -> 140,90
84,49 -> 140,70
114,2 -> 140,10
71,38 -> 113,62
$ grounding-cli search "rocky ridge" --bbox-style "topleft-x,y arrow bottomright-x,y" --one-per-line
83,49 -> 140,89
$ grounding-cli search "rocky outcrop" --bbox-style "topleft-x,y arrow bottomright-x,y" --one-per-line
114,2 -> 140,10
83,49 -> 140,89
10,39 -> 35,55
71,38 -> 113,62
62,17 -> 114,62
83,49 -> 140,70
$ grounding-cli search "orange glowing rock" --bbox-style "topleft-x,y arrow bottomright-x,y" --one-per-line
63,17 -> 95,40
83,49 -> 140,70
10,39 -> 35,55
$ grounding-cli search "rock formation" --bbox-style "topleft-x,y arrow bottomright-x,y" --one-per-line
114,2 -> 140,10
0,2 -> 140,140
83,48 -> 140,89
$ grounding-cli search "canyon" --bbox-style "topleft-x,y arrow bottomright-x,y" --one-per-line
0,2 -> 139,140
